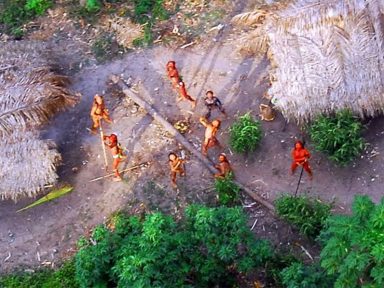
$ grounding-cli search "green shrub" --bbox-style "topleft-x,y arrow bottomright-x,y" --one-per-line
0,260 -> 78,288
0,0 -> 51,36
91,33 -> 124,63
280,262 -> 335,288
275,195 -> 331,238
308,110 -> 364,165
214,172 -> 240,206
85,0 -> 102,13
132,0 -> 168,24
25,0 -> 52,15
75,206 -> 272,287
229,113 -> 262,154
319,195 -> 384,288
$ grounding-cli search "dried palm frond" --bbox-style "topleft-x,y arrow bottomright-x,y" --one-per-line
0,41 -> 79,200
0,131 -> 61,201
231,10 -> 269,27
0,69 -> 77,137
233,0 -> 384,123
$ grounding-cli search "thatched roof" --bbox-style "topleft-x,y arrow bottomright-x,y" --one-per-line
0,41 -> 78,201
232,0 -> 384,123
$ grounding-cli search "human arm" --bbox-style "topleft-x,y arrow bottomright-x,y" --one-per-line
199,117 -> 208,127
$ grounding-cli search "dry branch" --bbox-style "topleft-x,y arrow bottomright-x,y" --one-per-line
115,77 -> 275,213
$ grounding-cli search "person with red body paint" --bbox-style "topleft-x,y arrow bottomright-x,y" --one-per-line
291,140 -> 313,180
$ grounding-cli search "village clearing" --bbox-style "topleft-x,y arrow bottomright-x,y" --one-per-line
0,0 -> 384,274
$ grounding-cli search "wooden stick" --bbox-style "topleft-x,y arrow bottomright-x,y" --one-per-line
99,119 -> 109,171
115,77 -> 275,213
89,162 -> 150,182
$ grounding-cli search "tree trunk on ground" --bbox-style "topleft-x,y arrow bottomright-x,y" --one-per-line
115,77 -> 275,213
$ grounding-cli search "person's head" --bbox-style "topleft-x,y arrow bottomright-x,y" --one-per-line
108,134 -> 118,144
94,94 -> 103,104
294,140 -> 304,149
206,90 -> 214,98
212,119 -> 221,128
168,152 -> 177,161
167,61 -> 176,68
219,153 -> 228,163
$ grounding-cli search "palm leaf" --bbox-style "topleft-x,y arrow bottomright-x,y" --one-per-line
17,186 -> 73,212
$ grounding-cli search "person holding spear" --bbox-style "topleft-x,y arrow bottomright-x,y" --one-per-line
103,133 -> 126,182
89,94 -> 112,134
168,152 -> 186,188
291,140 -> 313,180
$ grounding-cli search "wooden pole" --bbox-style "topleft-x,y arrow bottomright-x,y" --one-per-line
99,119 -> 109,171
115,77 -> 275,213
89,162 -> 150,182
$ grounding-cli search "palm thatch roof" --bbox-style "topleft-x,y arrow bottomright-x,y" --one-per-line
0,41 -> 78,201
232,0 -> 384,123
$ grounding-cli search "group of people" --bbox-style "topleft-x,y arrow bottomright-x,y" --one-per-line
89,61 -> 313,185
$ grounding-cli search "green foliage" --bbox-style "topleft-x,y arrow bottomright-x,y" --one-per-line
75,206 -> 272,287
132,0 -> 168,24
0,260 -> 78,288
280,262 -> 335,288
0,0 -> 51,37
308,110 -> 364,165
132,24 -> 154,47
275,195 -> 331,238
229,113 -> 262,154
85,0 -> 102,13
214,172 -> 240,206
264,252 -> 298,286
25,0 -> 52,15
319,195 -> 384,288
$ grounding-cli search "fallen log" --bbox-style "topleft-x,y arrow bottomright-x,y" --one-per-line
114,76 -> 275,213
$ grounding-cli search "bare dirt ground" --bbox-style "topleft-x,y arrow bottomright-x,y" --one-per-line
0,0 -> 383,276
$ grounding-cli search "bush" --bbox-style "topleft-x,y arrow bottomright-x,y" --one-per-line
214,172 -> 240,206
275,195 -> 331,238
84,0 -> 102,13
132,0 -> 168,24
0,0 -> 51,37
229,113 -> 262,154
308,110 -> 364,165
0,260 -> 78,288
75,206 -> 272,287
280,262 -> 335,288
319,195 -> 384,288
25,0 -> 52,15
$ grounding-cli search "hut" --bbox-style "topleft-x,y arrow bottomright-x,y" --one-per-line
0,41 -> 78,201
232,0 -> 384,123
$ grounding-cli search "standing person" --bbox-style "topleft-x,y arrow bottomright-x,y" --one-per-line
104,134 -> 125,181
214,153 -> 232,178
177,81 -> 196,109
90,94 -> 112,133
291,140 -> 313,180
199,117 -> 221,156
166,61 -> 181,90
204,90 -> 226,119
168,152 -> 185,188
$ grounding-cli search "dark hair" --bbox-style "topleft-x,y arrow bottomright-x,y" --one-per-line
294,140 -> 304,148
168,152 -> 177,159
206,90 -> 214,95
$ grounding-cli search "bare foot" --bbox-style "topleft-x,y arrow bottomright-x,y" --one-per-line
191,100 -> 196,109
112,176 -> 122,182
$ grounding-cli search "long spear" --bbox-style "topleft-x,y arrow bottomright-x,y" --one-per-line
89,162 -> 150,182
99,119 -> 109,171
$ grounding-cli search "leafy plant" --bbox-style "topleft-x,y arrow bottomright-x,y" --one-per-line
0,0 -> 31,37
85,0 -> 102,13
25,0 -> 52,15
132,0 -> 168,24
74,206 -> 272,287
229,113 -> 262,154
275,195 -> 331,238
214,172 -> 240,206
308,110 -> 364,165
280,262 -> 335,288
0,260 -> 78,288
319,195 -> 384,288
